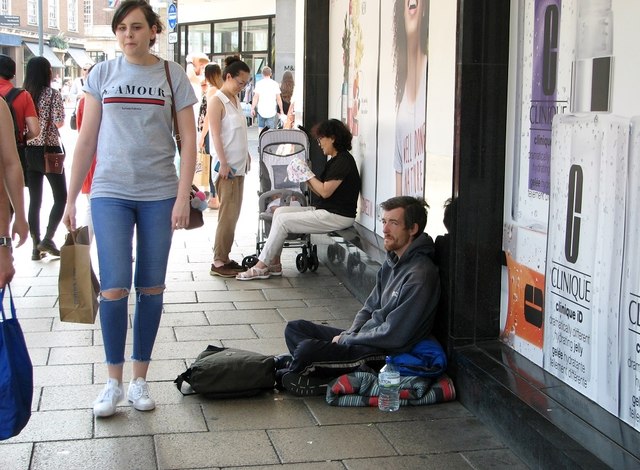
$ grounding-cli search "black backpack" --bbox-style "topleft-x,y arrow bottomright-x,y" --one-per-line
175,345 -> 276,398
3,87 -> 25,146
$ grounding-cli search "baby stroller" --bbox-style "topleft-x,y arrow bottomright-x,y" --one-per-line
242,128 -> 320,272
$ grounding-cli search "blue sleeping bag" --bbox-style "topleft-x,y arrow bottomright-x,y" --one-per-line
390,336 -> 447,378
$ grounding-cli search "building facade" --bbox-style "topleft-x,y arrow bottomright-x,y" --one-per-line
302,0 -> 640,467
0,0 -> 104,86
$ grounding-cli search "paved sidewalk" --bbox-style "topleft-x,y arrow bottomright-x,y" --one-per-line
1,126 -> 527,469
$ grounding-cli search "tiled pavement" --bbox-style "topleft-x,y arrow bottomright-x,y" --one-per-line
0,126 -> 528,469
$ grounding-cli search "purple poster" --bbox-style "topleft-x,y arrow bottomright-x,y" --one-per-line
528,0 -> 567,195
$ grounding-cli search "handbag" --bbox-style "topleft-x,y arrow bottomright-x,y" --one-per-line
187,185 -> 205,230
44,149 -> 65,174
164,61 -> 204,230
58,226 -> 100,324
188,206 -> 204,230
0,285 -> 33,440
43,93 -> 65,174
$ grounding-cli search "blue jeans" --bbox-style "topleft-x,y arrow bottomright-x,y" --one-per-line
258,114 -> 276,130
91,197 -> 175,365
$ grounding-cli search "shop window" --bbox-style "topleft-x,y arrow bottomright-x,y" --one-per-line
243,18 -> 269,51
213,21 -> 239,54
89,51 -> 106,63
188,23 -> 211,55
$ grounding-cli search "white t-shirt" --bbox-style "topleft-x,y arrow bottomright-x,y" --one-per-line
254,77 -> 281,118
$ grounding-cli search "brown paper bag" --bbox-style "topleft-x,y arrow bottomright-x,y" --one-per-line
192,150 -> 211,187
58,226 -> 100,324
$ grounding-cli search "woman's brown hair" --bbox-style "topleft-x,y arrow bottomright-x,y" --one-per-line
111,0 -> 164,48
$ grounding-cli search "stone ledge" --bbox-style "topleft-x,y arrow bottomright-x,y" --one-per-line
453,341 -> 640,469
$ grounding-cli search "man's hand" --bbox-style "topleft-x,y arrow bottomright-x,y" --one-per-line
332,335 -> 341,344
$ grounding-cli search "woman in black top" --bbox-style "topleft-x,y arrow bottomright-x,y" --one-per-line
237,119 -> 361,280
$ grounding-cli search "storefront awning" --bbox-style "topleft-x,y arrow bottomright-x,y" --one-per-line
66,47 -> 93,68
23,42 -> 65,68
0,33 -> 22,46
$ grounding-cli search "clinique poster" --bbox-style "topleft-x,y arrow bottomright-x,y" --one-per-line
501,0 -> 575,367
502,0 -> 640,427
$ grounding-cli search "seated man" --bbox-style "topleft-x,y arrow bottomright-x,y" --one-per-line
277,196 -> 441,396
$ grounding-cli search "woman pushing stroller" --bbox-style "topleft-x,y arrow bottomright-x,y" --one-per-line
237,118 -> 360,280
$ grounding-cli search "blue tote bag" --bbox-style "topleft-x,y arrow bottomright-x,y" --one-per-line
0,285 -> 33,440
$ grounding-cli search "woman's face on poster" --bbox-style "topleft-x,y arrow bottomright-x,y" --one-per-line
403,0 -> 424,38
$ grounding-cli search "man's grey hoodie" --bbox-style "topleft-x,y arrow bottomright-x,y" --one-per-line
338,233 -> 441,353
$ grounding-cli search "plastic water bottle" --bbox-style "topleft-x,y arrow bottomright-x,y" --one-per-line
378,356 -> 400,412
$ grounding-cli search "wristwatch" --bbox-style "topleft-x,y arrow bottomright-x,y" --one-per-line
0,237 -> 12,251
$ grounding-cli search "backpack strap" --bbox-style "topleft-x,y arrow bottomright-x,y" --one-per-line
5,87 -> 24,105
3,87 -> 25,145
174,368 -> 198,396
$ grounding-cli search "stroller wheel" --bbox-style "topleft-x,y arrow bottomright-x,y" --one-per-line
296,253 -> 308,273
242,255 -> 259,269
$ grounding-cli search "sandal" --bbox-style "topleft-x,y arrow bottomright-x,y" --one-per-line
268,264 -> 283,276
236,265 -> 271,281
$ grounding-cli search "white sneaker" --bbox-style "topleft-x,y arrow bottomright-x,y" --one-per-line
93,378 -> 124,417
127,377 -> 156,411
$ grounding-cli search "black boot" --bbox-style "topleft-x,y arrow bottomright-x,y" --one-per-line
37,238 -> 60,257
31,238 -> 45,260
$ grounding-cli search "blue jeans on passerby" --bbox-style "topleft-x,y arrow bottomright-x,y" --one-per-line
91,197 -> 175,365
258,114 -> 276,130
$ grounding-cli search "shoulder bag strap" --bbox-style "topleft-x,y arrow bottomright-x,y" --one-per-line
163,60 -> 181,154
44,92 -> 54,153
43,91 -> 64,155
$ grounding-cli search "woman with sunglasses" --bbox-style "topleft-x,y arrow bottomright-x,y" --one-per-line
207,55 -> 252,278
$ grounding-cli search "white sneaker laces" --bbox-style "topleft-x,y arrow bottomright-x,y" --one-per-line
130,380 -> 150,400
95,382 -> 121,404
